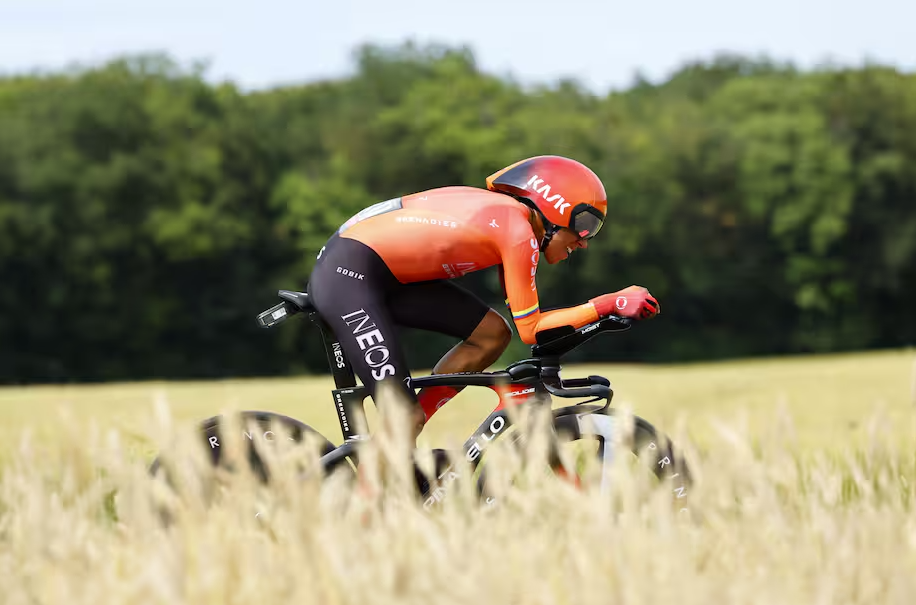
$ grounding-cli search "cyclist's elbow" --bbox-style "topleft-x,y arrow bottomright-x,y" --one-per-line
517,326 -> 538,346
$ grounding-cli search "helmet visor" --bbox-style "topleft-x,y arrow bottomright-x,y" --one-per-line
570,205 -> 604,240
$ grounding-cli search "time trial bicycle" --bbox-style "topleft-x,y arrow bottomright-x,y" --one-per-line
150,288 -> 691,511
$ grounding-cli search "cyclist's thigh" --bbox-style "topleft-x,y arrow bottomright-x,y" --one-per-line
388,279 -> 491,340
308,235 -> 413,402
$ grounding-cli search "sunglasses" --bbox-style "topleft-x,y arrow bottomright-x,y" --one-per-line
569,204 -> 605,240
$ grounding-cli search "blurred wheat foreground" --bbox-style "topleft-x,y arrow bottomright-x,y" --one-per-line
2,351 -> 916,604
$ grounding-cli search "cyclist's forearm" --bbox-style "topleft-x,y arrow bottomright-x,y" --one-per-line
513,303 -> 599,345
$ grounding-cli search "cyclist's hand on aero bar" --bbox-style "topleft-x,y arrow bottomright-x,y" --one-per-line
590,286 -> 660,320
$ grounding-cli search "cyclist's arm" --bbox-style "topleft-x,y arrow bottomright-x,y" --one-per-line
498,238 -> 599,345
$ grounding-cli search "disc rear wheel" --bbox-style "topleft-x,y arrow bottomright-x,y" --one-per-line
149,411 -> 338,483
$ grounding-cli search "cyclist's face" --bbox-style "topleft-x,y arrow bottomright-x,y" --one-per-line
545,228 -> 588,264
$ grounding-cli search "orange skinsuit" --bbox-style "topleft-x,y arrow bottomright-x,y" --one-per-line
339,187 -> 599,344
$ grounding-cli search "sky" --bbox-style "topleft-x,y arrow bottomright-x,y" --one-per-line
2,0 -> 914,93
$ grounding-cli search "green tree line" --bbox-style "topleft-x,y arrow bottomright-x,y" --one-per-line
1,44 -> 914,384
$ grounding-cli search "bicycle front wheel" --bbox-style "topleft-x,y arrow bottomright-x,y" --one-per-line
477,407 -> 691,510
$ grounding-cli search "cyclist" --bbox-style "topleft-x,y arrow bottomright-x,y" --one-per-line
307,155 -> 660,441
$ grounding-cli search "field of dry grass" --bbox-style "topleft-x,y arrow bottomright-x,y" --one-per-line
0,348 -> 913,455
1,349 -> 915,604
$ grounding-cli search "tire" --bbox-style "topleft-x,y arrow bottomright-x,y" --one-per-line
148,411 -> 338,484
554,410 -> 690,501
477,408 -> 691,509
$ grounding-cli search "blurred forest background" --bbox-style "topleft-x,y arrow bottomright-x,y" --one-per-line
1,43 -> 914,384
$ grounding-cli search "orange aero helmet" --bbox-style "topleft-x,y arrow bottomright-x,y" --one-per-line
486,155 -> 608,247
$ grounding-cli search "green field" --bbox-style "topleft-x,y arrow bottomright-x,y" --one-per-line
2,348 -> 914,456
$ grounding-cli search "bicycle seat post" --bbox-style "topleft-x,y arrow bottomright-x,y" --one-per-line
307,311 -> 357,391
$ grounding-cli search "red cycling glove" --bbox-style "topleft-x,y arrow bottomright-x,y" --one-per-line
590,286 -> 660,320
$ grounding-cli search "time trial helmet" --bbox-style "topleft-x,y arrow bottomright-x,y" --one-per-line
486,155 -> 607,247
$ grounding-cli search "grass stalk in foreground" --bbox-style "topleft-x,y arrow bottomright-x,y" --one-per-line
2,385 -> 916,604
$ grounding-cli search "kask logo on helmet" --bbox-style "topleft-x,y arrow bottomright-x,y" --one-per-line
526,175 -> 571,215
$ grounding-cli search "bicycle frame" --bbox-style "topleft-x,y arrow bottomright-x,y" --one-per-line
258,290 -> 633,478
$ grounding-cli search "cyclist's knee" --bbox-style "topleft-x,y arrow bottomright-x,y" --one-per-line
469,309 -> 512,354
